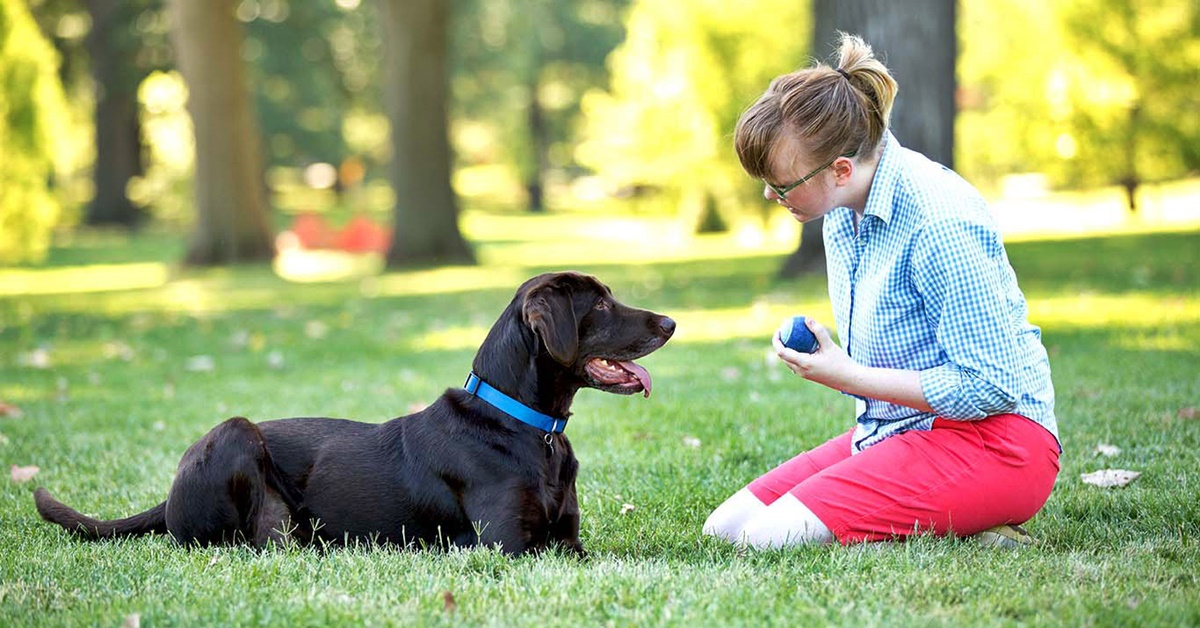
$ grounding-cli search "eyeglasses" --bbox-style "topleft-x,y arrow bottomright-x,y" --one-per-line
764,151 -> 857,199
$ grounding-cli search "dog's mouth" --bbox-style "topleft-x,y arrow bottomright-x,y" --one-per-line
584,358 -> 653,397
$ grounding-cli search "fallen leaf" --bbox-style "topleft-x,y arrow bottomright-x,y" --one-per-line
103,341 -> 135,361
442,591 -> 457,613
206,554 -> 221,569
122,613 -> 140,628
305,320 -> 329,339
185,355 -> 215,372
682,436 -> 701,448
0,402 -> 24,419
1093,443 -> 1121,457
1081,469 -> 1140,488
10,464 -> 39,483
266,351 -> 285,370
1178,407 -> 1198,420
18,349 -> 51,369
620,503 -> 636,515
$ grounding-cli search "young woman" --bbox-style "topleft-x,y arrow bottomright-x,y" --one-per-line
703,34 -> 1060,548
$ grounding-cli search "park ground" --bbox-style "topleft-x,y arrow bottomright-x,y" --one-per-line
1,180 -> 1199,626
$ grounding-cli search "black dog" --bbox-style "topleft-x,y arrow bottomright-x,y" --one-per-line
34,271 -> 675,555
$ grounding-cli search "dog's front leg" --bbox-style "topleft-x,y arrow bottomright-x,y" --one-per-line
461,485 -> 533,556
547,482 -> 586,557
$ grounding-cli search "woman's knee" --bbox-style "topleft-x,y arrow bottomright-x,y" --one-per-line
702,488 -> 764,543
739,494 -> 834,549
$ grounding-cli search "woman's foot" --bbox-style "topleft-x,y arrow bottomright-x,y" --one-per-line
973,524 -> 1034,548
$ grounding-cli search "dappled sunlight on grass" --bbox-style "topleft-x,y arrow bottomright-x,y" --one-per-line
273,249 -> 384,283
670,301 -> 835,345
994,178 -> 1200,243
367,266 -> 528,300
410,325 -> 491,352
0,263 -> 169,297
1028,293 -> 1200,331
466,208 -> 798,268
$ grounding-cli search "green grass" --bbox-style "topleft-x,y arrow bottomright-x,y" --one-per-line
2,214 -> 1199,626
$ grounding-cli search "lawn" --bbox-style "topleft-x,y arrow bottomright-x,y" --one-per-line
1,211 -> 1198,626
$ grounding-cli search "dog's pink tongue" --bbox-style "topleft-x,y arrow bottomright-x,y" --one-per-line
619,361 -> 652,398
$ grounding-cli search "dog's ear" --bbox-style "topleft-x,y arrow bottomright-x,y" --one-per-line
523,281 -> 579,366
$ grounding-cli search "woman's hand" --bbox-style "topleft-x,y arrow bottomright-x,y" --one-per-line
772,317 -> 934,413
771,317 -> 860,392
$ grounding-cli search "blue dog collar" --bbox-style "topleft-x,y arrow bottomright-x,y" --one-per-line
463,372 -> 567,434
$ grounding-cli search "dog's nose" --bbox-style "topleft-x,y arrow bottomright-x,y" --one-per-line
658,317 -> 676,337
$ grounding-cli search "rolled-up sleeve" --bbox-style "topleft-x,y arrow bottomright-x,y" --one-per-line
912,216 -> 1020,420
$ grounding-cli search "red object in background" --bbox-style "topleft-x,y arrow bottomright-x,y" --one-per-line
290,213 -> 334,249
283,212 -> 390,254
335,215 -> 391,254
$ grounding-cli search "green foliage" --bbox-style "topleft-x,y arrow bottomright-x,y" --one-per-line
957,0 -> 1199,193
1060,0 -> 1200,188
243,0 -> 383,170
578,0 -> 810,230
451,0 -> 630,203
1,222 -> 1199,624
0,0 -> 69,264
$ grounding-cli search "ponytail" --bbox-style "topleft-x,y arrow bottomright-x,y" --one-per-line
734,32 -> 898,181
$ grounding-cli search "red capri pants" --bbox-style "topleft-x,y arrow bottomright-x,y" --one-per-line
747,413 -> 1060,544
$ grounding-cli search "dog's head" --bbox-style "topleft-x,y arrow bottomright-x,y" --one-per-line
509,271 -> 674,398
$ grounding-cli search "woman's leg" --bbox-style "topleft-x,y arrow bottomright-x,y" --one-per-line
703,429 -> 853,544
739,492 -> 834,548
787,414 -> 1060,544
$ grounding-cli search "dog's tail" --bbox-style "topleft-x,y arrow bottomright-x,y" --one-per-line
34,487 -> 168,540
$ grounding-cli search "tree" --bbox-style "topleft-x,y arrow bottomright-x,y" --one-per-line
379,0 -> 473,266
579,0 -> 810,232
242,0 -> 383,173
452,0 -> 629,213
780,0 -> 956,278
83,0 -> 164,227
1062,0 -> 1199,212
167,0 -> 274,265
0,0 -> 70,264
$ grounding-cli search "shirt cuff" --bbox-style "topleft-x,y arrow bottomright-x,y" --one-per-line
921,363 -> 1015,420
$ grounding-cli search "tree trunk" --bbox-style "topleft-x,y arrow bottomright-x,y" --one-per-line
84,0 -> 144,227
780,0 -> 956,279
526,72 -> 548,213
168,0 -> 275,265
380,0 -> 474,267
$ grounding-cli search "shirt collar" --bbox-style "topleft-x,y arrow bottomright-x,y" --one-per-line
859,131 -> 902,225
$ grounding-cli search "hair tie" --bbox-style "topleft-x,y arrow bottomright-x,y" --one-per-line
836,68 -> 851,81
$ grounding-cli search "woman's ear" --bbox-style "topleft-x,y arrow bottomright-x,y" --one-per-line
833,157 -> 855,186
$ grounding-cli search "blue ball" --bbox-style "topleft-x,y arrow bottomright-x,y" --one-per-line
779,315 -> 820,353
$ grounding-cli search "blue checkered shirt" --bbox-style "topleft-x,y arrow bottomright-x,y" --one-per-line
824,132 -> 1058,454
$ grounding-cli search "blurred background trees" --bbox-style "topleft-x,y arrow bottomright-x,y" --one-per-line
168,0 -> 275,265
0,0 -> 71,264
7,0 -> 1199,269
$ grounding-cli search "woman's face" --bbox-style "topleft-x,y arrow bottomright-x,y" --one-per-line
762,136 -> 840,223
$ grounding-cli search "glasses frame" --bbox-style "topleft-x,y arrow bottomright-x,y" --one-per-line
764,151 -> 857,199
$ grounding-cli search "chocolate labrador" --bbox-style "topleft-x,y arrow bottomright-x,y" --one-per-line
34,271 -> 675,555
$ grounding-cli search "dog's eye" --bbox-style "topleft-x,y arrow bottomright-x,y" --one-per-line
594,299 -> 610,311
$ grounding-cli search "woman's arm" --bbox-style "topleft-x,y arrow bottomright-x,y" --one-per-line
772,321 -> 933,414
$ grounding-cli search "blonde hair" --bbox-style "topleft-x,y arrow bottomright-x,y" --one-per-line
734,33 -> 899,181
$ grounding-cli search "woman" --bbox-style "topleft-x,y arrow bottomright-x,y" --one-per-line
703,34 -> 1060,548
